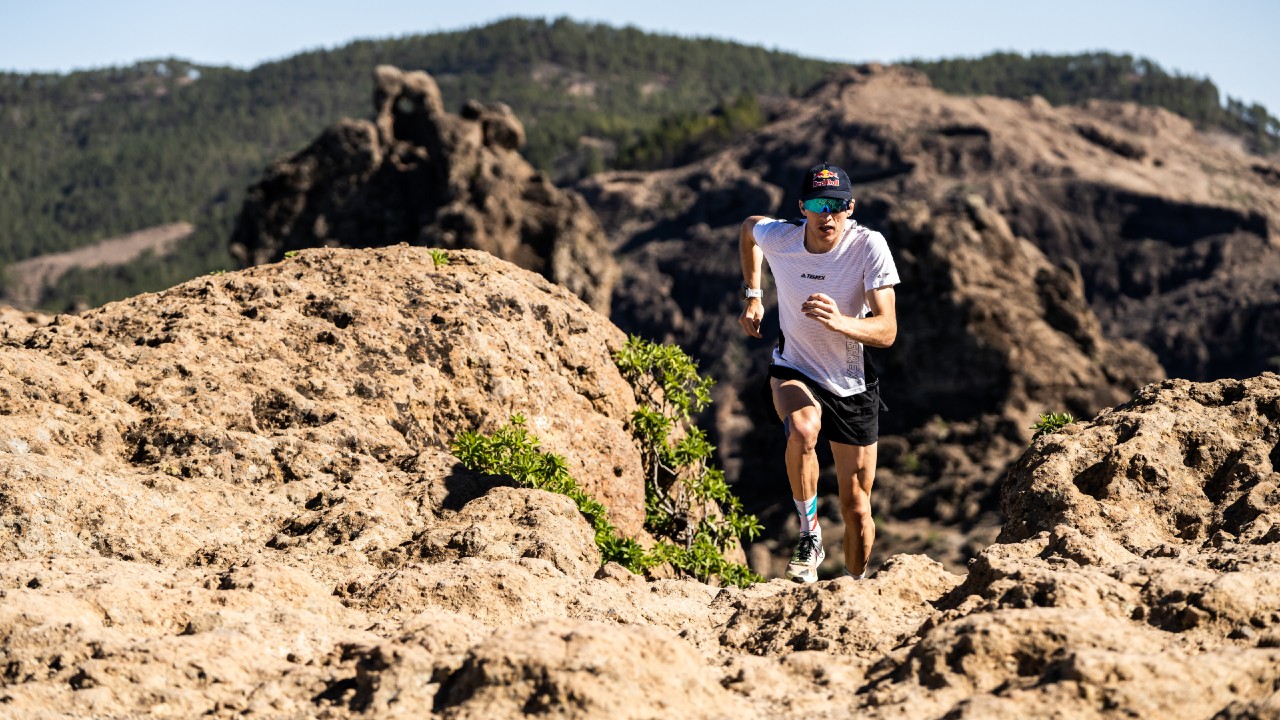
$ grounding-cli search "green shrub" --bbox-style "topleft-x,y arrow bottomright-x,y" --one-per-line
614,335 -> 762,586
428,248 -> 450,268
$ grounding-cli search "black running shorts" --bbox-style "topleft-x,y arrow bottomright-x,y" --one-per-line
767,364 -> 880,447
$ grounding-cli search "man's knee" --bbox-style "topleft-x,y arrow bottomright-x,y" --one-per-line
785,414 -> 821,452
840,490 -> 873,525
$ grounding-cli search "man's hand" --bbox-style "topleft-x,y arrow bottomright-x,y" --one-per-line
739,298 -> 763,338
801,293 -> 849,333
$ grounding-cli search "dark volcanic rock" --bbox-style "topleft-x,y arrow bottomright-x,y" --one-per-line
580,64 -> 1280,572
230,66 -> 617,314
585,63 -> 1280,384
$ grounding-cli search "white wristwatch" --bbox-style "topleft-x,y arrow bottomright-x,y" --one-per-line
741,284 -> 763,301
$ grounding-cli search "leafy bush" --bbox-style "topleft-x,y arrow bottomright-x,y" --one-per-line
614,335 -> 762,586
1031,411 -> 1075,440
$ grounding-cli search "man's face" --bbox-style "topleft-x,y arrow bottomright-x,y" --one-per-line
799,197 -> 855,244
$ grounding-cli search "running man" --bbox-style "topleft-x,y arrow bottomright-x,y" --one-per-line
738,162 -> 899,582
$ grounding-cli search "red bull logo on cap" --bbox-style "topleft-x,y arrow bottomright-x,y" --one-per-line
812,168 -> 840,188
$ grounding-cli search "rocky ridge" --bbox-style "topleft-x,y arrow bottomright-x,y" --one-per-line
1,249 -> 1278,717
586,63 -> 1280,385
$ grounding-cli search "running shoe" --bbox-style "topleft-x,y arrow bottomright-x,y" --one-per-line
785,531 -> 824,583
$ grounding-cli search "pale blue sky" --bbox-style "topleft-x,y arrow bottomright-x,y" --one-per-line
1,1 -> 1276,114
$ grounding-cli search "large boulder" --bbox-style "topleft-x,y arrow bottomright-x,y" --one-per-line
230,66 -> 617,315
1001,373 -> 1280,551
853,373 -> 1280,719
1,246 -> 645,558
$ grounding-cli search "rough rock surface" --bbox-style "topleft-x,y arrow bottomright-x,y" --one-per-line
579,64 -> 1280,572
2,252 -> 1279,717
0,305 -> 50,342
1002,374 -> 1280,552
1,246 -> 642,543
230,66 -> 617,314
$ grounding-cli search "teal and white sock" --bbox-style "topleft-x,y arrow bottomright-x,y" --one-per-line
793,495 -> 820,538
842,568 -> 866,579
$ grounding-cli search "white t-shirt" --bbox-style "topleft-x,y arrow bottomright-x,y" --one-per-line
752,218 -> 900,397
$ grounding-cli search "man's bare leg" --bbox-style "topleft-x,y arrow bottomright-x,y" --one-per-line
770,378 -> 821,502
772,378 -> 826,581
832,441 -> 877,576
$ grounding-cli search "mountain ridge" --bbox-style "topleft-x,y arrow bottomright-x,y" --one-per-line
2,17 -> 1276,311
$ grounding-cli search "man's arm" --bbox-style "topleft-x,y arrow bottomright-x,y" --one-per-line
800,286 -> 897,348
739,216 -> 769,338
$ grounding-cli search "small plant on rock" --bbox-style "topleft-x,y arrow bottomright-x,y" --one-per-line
1031,411 -> 1075,440
428,248 -> 450,268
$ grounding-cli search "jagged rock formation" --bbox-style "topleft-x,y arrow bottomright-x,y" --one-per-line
579,64 -> 1280,571
229,66 -> 617,314
1,251 -> 1278,717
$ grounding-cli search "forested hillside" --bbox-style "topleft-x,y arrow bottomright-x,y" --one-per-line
0,17 -> 1275,311
907,52 -> 1279,153
0,17 -> 835,309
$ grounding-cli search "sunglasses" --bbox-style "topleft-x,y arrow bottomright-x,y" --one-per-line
801,198 -> 851,214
